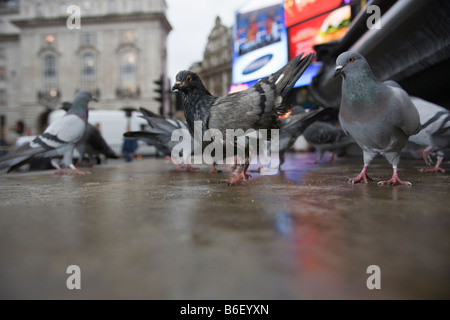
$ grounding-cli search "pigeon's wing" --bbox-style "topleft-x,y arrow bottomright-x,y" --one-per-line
385,85 -> 421,137
208,84 -> 280,133
208,53 -> 315,133
139,107 -> 162,119
34,114 -> 86,150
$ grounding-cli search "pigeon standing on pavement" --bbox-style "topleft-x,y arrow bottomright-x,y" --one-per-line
76,123 -> 119,166
334,51 -> 420,186
251,106 -> 331,172
0,91 -> 96,174
124,107 -> 197,170
303,121 -> 355,164
172,52 -> 315,185
61,102 -> 118,166
407,97 -> 450,173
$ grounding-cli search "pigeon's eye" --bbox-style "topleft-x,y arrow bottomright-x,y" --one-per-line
348,57 -> 355,63
186,75 -> 193,82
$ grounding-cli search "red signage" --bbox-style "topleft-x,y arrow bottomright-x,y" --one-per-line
284,0 -> 342,27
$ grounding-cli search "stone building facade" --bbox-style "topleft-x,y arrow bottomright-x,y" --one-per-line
190,16 -> 232,97
0,0 -> 171,142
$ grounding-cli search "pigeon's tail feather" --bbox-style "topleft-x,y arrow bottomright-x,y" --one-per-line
139,107 -> 162,119
274,53 -> 315,101
124,131 -> 164,146
283,107 -> 331,133
103,146 -> 119,159
0,145 -> 46,172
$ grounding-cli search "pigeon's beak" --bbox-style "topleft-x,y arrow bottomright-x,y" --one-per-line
333,65 -> 343,77
172,81 -> 182,91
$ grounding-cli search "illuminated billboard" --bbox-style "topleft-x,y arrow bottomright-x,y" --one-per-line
232,0 -> 288,87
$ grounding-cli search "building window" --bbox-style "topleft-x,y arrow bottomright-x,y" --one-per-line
120,51 -> 137,93
36,3 -> 44,17
0,89 -> 6,105
42,54 -> 58,96
81,53 -> 96,92
108,0 -> 117,14
81,32 -> 96,46
133,0 -> 142,12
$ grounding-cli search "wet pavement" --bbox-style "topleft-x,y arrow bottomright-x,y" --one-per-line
0,153 -> 449,300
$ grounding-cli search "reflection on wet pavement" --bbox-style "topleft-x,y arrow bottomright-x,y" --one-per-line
0,153 -> 449,299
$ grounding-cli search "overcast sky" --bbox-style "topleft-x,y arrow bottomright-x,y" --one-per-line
165,0 -> 248,82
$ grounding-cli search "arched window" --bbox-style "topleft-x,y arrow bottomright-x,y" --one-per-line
42,54 -> 57,96
120,51 -> 137,93
81,53 -> 96,92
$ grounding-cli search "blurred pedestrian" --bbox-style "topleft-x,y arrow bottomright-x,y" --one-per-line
122,127 -> 138,162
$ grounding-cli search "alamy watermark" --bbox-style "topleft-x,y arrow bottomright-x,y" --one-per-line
170,121 -> 280,175
366,265 -> 381,290
367,5 -> 382,30
66,5 -> 81,30
66,265 -> 81,290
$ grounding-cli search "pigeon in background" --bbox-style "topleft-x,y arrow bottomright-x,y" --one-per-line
407,97 -> 450,173
251,106 -> 332,172
303,121 -> 355,164
0,91 -> 96,174
124,107 -> 197,170
61,102 -> 118,166
76,124 -> 119,166
334,51 -> 420,186
173,52 -> 315,185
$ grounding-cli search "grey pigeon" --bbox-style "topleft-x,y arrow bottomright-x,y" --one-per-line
251,106 -> 332,172
407,97 -> 450,173
0,91 -> 96,174
172,52 -> 315,185
124,107 -> 197,170
303,121 -> 355,164
334,51 -> 420,186
76,124 -> 119,166
61,102 -> 118,166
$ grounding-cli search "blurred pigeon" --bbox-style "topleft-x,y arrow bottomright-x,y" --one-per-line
172,52 -> 315,185
0,91 -> 96,174
251,106 -> 332,172
61,102 -> 118,166
334,51 -> 420,186
303,121 -> 355,164
384,81 -> 450,173
407,97 -> 450,173
124,107 -> 197,170
76,124 -> 119,166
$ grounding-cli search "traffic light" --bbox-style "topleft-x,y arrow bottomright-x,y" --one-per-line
153,76 -> 164,115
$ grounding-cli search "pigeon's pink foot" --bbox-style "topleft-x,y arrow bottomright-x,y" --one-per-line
420,156 -> 445,173
249,165 -> 263,173
420,166 -> 445,173
348,166 -> 372,184
377,169 -> 411,186
221,172 -> 252,186
182,164 -> 199,172
422,146 -> 434,165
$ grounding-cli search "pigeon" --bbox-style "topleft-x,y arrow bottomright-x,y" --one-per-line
334,51 -> 421,186
123,107 -> 198,170
407,97 -> 450,173
0,90 -> 96,174
303,121 -> 355,164
61,102 -> 118,166
251,106 -> 332,172
172,52 -> 315,185
76,123 -> 119,166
